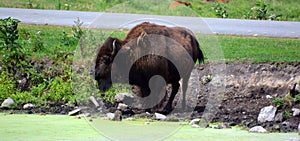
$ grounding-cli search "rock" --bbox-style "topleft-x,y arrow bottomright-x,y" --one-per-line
292,108 -> 300,116
106,113 -> 115,120
117,103 -> 128,111
114,93 -> 134,103
258,105 -> 277,123
249,126 -> 268,133
89,96 -> 100,108
155,113 -> 167,120
215,123 -> 231,129
144,122 -> 150,125
76,113 -> 91,119
274,112 -> 283,122
265,95 -> 272,99
298,123 -> 300,135
113,110 -> 122,121
189,118 -> 200,125
68,108 -> 81,116
281,121 -> 294,132
1,98 -> 15,108
191,124 -> 200,128
126,117 -> 135,121
23,103 -> 34,109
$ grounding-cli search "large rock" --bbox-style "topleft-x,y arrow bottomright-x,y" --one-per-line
155,113 -> 166,120
1,98 -> 15,108
258,105 -> 277,123
117,103 -> 128,111
249,126 -> 268,133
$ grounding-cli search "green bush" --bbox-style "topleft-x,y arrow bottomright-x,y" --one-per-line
282,110 -> 291,120
272,97 -> 284,108
43,77 -> 74,104
0,71 -> 16,102
212,2 -> 228,18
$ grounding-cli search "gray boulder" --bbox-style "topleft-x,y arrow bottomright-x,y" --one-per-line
274,112 -> 283,122
1,98 -> 15,108
106,113 -> 115,120
117,103 -> 128,111
249,126 -> 268,133
258,105 -> 277,123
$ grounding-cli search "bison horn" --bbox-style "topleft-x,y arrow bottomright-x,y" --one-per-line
112,39 -> 117,55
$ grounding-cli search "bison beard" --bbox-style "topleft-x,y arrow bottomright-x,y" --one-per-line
95,22 -> 204,114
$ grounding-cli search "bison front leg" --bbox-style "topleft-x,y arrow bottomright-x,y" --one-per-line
162,81 -> 180,114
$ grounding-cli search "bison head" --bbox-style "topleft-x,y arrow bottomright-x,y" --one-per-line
94,37 -> 122,92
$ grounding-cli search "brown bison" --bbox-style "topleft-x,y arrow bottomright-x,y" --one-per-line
95,22 -> 204,114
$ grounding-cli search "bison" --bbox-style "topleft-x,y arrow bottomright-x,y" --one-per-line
95,22 -> 204,114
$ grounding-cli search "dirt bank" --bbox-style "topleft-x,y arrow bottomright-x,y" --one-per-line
191,62 -> 300,132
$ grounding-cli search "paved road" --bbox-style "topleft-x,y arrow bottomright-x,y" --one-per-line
0,8 -> 300,38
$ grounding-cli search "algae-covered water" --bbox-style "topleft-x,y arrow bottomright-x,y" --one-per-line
0,113 -> 299,141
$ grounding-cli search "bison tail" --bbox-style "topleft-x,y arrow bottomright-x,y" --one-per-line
194,38 -> 205,64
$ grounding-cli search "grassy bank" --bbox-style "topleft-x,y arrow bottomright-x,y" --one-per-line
0,0 -> 299,21
0,113 -> 299,141
0,23 -> 299,110
18,24 -> 300,63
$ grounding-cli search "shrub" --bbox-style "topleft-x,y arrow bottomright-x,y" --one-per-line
282,110 -> 291,120
43,77 -> 74,104
0,17 -> 27,73
212,2 -> 228,18
272,97 -> 283,108
0,71 -> 16,102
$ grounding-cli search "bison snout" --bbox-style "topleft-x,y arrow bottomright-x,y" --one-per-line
97,79 -> 112,92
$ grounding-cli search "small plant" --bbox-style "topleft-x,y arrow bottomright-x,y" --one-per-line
293,93 -> 300,103
0,71 -> 16,102
272,97 -> 283,108
212,2 -> 228,18
282,110 -> 291,120
72,17 -> 84,40
31,31 -> 44,52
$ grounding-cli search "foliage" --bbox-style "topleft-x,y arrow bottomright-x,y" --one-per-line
244,0 -> 282,21
272,97 -> 283,108
100,84 -> 131,103
293,93 -> 300,103
0,17 -> 28,73
282,110 -> 291,120
0,71 -> 16,102
212,2 -> 228,18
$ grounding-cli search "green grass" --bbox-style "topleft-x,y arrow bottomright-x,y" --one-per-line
17,24 -> 300,63
0,113 -> 299,141
1,0 -> 299,21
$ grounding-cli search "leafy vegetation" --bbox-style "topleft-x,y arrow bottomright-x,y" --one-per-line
0,0 -> 299,21
0,17 -> 299,109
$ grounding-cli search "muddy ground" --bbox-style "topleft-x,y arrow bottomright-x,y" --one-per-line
2,62 -> 300,132
188,62 -> 300,132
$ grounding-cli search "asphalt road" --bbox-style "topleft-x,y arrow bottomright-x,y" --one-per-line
0,8 -> 300,38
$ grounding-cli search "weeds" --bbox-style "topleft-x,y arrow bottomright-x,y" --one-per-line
212,2 -> 228,18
